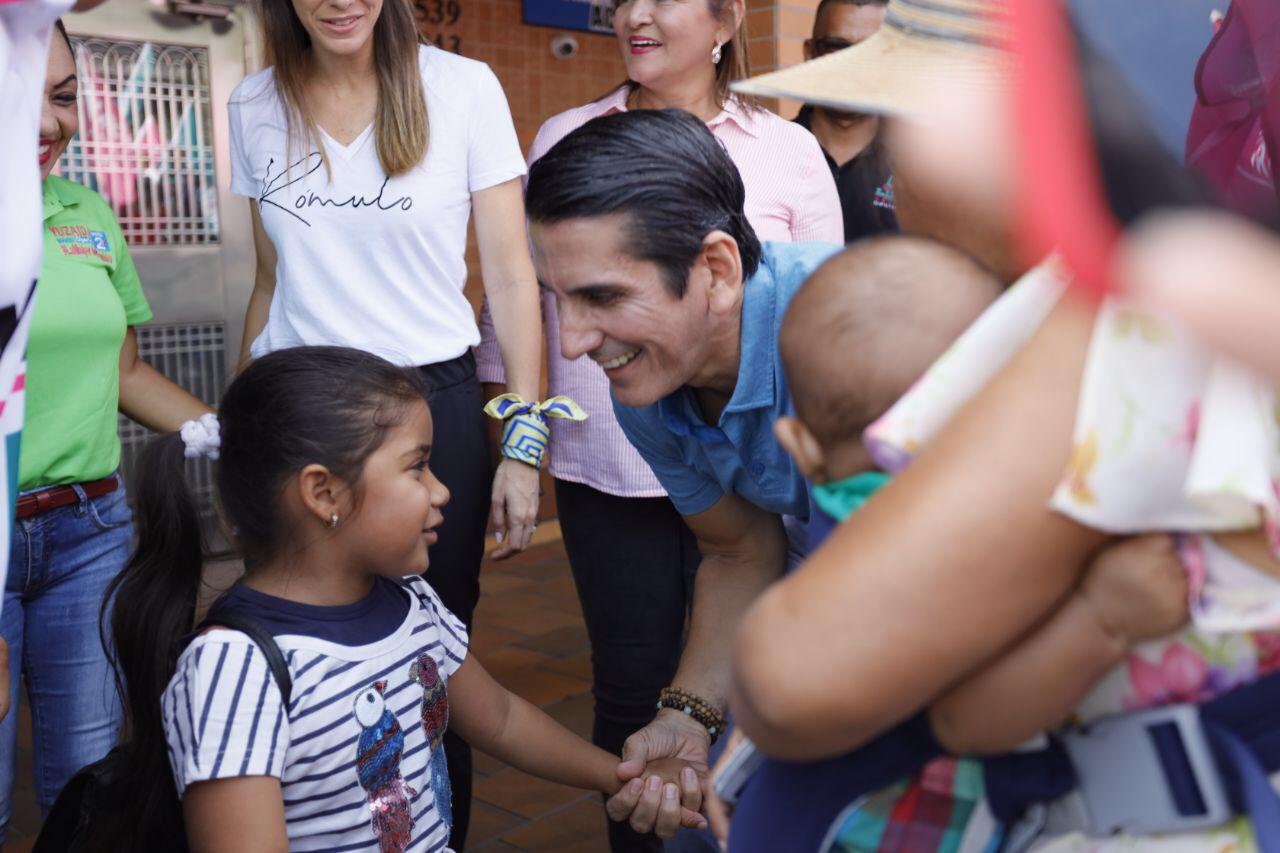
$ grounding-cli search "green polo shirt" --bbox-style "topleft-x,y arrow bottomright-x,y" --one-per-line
22,175 -> 152,491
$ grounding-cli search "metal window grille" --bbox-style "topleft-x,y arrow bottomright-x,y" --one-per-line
118,323 -> 228,542
61,36 -> 219,245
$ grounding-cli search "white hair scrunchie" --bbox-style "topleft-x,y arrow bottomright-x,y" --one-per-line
180,412 -> 221,460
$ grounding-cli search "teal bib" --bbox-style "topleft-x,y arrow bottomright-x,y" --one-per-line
811,471 -> 891,522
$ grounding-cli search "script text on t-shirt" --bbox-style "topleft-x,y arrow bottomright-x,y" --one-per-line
258,153 -> 415,227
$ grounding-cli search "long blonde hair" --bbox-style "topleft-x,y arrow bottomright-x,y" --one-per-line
258,0 -> 429,177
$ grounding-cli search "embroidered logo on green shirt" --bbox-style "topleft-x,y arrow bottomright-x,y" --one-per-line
47,224 -> 113,264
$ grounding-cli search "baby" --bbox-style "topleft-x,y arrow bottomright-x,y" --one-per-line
776,236 -> 1188,753
776,234 -> 1001,540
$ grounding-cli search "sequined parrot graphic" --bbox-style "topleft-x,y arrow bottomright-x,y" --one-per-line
408,652 -> 452,830
354,681 -> 417,853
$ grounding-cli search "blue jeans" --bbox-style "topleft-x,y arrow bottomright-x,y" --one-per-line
0,479 -> 131,841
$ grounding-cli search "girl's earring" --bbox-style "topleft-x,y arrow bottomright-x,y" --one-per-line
711,41 -> 723,64
328,513 -> 340,529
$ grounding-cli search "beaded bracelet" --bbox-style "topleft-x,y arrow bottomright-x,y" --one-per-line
483,393 -> 587,469
657,686 -> 727,745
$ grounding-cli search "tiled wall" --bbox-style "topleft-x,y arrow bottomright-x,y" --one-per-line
747,0 -> 819,116
413,0 -> 628,153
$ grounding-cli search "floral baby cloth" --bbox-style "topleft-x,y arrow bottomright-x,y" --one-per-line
866,260 -> 1280,636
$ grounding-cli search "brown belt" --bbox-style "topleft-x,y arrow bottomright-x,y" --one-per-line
16,476 -> 119,519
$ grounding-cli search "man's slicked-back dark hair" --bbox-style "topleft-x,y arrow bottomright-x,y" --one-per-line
525,109 -> 762,297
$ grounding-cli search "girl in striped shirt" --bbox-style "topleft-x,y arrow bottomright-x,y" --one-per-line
101,346 -> 704,852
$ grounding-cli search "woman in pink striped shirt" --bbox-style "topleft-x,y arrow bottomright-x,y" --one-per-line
477,4 -> 840,849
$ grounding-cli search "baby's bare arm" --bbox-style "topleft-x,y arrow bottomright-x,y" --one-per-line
928,535 -> 1188,754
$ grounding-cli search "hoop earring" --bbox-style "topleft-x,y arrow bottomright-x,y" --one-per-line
711,41 -> 723,64
327,513 -> 340,529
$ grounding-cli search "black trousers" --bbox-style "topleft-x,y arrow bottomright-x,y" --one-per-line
555,479 -> 702,853
418,352 -> 492,852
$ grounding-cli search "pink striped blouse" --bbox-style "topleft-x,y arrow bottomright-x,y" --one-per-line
476,86 -> 843,498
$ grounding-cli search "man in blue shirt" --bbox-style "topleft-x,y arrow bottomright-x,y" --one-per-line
524,109 -> 839,837
612,239 -> 835,521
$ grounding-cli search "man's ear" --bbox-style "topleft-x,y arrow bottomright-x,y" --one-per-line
803,38 -> 815,61
296,463 -> 345,528
775,416 -> 829,483
702,230 -> 744,317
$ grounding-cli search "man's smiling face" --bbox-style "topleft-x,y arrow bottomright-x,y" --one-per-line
532,213 -> 714,408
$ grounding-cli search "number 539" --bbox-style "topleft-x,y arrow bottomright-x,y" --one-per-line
415,0 -> 461,25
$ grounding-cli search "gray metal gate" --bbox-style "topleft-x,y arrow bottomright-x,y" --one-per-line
116,323 -> 226,528
63,36 -> 219,246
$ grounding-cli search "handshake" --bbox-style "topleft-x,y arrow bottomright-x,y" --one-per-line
604,706 -> 746,848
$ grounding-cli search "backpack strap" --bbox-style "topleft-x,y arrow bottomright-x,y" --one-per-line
196,609 -> 293,707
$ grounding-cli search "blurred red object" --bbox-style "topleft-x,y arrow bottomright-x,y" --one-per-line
1007,0 -> 1119,301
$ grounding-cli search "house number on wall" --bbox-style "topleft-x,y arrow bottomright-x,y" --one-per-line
416,0 -> 462,53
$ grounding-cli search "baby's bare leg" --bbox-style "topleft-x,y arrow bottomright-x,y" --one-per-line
734,298 -> 1109,761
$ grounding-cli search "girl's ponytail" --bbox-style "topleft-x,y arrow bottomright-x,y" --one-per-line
96,430 -> 205,849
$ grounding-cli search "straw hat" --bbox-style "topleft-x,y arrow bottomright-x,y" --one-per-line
731,0 -> 1013,118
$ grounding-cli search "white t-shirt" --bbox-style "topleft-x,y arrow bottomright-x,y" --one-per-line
162,575 -> 469,852
228,46 -> 526,367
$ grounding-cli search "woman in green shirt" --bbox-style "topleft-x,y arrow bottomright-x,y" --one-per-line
0,21 -> 213,839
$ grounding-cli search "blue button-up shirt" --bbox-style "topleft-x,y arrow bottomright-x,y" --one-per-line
613,241 -> 841,519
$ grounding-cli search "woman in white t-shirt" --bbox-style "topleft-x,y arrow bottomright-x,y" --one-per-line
228,1 -> 542,845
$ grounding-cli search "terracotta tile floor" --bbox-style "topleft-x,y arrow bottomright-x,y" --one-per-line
4,525 -> 611,853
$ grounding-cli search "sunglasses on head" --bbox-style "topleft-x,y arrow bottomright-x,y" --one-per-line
810,36 -> 853,57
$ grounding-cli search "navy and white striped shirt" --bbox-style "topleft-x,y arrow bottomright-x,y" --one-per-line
162,575 -> 468,852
